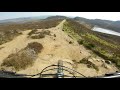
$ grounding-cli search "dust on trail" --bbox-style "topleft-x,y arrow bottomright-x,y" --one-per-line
0,20 -> 118,77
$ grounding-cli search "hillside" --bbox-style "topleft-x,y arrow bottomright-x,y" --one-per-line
63,19 -> 120,68
0,18 -> 119,78
74,17 -> 120,33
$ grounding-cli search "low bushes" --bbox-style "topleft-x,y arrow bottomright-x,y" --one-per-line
28,29 -> 37,36
31,33 -> 45,39
77,40 -> 84,45
0,30 -> 22,45
29,30 -> 51,39
77,39 -> 95,50
26,42 -> 43,54
1,42 -> 43,71
1,51 -> 35,71
79,58 -> 99,71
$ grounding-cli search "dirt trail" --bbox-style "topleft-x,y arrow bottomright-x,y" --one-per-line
0,19 -> 118,77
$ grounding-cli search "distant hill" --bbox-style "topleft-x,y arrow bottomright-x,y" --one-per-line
0,15 -> 68,25
46,15 -> 69,20
74,17 -> 120,33
1,15 -> 120,33
0,15 -> 50,24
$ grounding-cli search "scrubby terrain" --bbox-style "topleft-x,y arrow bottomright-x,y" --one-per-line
63,19 -> 120,69
0,18 -> 119,78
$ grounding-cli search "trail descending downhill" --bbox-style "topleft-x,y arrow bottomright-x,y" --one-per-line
0,19 -> 118,77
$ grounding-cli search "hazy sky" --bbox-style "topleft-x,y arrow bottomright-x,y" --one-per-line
0,12 -> 120,21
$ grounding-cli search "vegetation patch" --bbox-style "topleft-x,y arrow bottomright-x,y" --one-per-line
31,33 -> 45,39
79,58 -> 99,71
63,22 -> 81,40
1,42 -> 43,71
77,39 -> 84,45
54,34 -> 56,37
26,42 -> 43,54
0,30 -> 22,45
29,30 -> 51,39
69,41 -> 73,44
84,33 -> 117,48
63,19 -> 120,69
28,29 -> 37,36
42,30 -> 50,35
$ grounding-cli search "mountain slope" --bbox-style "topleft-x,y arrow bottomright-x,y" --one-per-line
74,17 -> 120,33
63,19 -> 120,69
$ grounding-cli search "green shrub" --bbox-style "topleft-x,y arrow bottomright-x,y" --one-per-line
84,43 -> 95,50
77,40 -> 84,45
88,43 -> 95,48
79,58 -> 99,71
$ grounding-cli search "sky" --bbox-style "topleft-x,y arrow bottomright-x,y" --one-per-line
0,12 -> 120,21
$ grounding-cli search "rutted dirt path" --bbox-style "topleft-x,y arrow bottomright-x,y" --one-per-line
0,19 -> 118,77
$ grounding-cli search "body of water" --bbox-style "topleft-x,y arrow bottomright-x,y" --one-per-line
92,26 -> 120,36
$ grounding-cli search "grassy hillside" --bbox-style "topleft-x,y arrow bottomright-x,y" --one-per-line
63,19 -> 120,68
0,19 -> 63,45
74,17 -> 120,33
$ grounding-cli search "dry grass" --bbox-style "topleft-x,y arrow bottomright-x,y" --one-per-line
26,42 -> 43,54
42,30 -> 50,35
31,34 -> 45,39
1,51 -> 35,71
28,29 -> 37,36
1,42 -> 43,71
0,30 -> 22,45
30,30 -> 51,39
